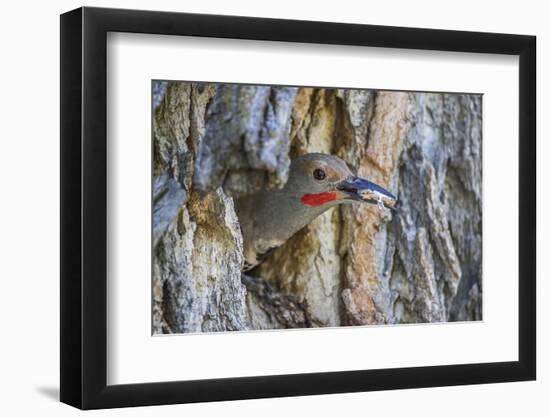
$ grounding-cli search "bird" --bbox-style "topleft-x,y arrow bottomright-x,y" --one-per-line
235,153 -> 398,271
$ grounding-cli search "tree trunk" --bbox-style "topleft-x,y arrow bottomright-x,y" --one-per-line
152,82 -> 482,333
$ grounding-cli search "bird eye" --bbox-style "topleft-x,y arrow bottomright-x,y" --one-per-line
313,168 -> 326,181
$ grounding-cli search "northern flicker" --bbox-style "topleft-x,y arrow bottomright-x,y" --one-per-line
235,153 -> 398,271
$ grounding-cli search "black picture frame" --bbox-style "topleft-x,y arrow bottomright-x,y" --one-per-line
60,6 -> 536,410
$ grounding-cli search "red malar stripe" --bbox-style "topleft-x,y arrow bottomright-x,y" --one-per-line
301,192 -> 339,207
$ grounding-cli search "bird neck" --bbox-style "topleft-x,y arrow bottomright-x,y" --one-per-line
255,189 -> 333,244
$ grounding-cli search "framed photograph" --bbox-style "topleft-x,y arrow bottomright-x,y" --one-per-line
60,6 -> 536,409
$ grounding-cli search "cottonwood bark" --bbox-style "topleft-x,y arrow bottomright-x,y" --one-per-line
152,82 -> 482,333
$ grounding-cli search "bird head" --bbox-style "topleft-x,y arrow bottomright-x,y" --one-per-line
285,153 -> 398,210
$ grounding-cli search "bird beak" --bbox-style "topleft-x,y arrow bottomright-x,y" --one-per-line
336,177 -> 398,210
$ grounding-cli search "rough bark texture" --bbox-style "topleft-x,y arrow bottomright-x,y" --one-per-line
152,81 -> 482,334
193,84 -> 298,197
